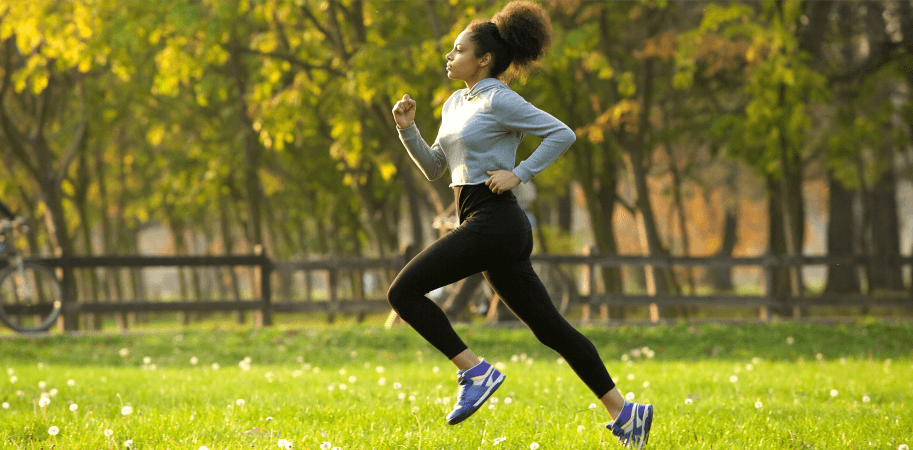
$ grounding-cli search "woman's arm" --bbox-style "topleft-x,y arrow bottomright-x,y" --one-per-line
492,90 -> 576,183
397,123 -> 447,182
393,94 -> 447,181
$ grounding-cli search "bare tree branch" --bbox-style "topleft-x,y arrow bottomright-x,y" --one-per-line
56,78 -> 87,184
222,42 -> 344,77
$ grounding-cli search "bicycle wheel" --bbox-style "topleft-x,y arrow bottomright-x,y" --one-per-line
531,261 -> 572,316
0,263 -> 63,333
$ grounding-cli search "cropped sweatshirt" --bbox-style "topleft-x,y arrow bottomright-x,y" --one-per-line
397,78 -> 576,187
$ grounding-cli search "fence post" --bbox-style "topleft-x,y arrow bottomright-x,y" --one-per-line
327,264 -> 338,324
760,255 -> 774,321
258,247 -> 273,327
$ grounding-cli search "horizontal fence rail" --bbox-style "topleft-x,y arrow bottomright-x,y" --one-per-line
5,251 -> 911,332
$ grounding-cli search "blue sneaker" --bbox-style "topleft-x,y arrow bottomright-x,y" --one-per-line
606,401 -> 653,448
445,359 -> 505,425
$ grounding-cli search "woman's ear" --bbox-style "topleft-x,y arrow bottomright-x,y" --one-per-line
480,53 -> 492,68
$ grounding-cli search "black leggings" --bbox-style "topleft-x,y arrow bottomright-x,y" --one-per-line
387,190 -> 615,398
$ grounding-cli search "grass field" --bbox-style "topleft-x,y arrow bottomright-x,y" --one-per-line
1,320 -> 911,449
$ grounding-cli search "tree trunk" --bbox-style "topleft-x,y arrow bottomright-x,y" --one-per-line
824,171 -> 860,294
868,153 -> 903,292
710,207 -> 738,292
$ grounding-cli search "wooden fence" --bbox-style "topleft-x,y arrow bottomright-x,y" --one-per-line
18,250 -> 913,331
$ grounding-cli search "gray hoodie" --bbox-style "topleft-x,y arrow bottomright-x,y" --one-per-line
397,78 -> 576,187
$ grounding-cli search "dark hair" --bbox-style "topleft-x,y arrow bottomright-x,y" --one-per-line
467,1 -> 553,82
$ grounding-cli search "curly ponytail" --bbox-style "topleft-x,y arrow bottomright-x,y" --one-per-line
468,1 -> 553,82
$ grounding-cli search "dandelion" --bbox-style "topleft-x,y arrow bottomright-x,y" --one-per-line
578,425 -> 586,432
685,398 -> 693,405
530,443 -> 540,450
143,356 -> 152,365
199,447 -> 210,450
627,373 -> 635,381
9,376 -> 16,383
398,393 -> 406,400
121,405 -> 133,416
278,438 -> 292,449
730,375 -> 738,383
589,403 -> 598,410
1,402 -> 9,409
488,403 -> 496,410
377,377 -> 387,386
625,392 -> 635,401
125,439 -> 133,447
48,426 -> 59,436
392,382 -> 402,390
862,395 -> 871,403
211,363 -> 220,370
755,401 -> 763,409
898,445 -> 908,450
375,366 -> 385,373
830,389 -> 838,398
320,442 -> 332,450
493,436 -> 507,445
348,376 -> 356,383
339,384 -> 347,391
105,429 -> 114,437
38,381 -> 47,390
621,354 -> 630,362
67,379 -> 75,387
119,348 -> 130,357
431,366 -> 439,373
786,336 -> 794,345
69,404 -> 78,412
49,388 -> 58,397
236,399 -> 246,407
190,357 -> 199,365
642,381 -> 650,388
504,397 -> 512,405
746,364 -> 754,371
39,397 -> 51,407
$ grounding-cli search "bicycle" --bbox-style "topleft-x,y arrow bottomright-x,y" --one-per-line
0,216 -> 63,333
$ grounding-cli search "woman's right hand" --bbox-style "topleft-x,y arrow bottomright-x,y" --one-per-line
392,94 -> 416,129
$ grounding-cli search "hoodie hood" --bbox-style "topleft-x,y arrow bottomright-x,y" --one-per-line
462,78 -> 507,101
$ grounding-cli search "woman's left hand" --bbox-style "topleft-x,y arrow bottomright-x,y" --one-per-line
485,170 -> 521,195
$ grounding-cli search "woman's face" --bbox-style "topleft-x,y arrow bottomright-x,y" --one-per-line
445,30 -> 489,84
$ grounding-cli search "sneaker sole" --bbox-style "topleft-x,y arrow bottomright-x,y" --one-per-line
446,373 -> 505,426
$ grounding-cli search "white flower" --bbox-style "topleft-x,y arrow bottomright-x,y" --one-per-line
9,376 -> 16,383
625,392 -> 635,401
786,336 -> 794,345
211,363 -> 220,370
199,447 -> 210,450
431,366 -> 439,373
332,447 -> 341,450
105,429 -> 114,437
392,382 -> 402,390
49,388 -> 58,397
236,399 -> 245,406
730,375 -> 738,383
898,445 -> 909,450
530,443 -> 540,450
375,366 -> 385,373
48,426 -> 59,436
588,403 -> 598,410
397,393 -> 406,400
348,376 -> 356,383
121,405 -> 133,416
67,379 -> 75,387
830,389 -> 838,398
38,381 -> 47,390
377,377 -> 386,386
862,395 -> 871,403
1,402 -> 9,409
124,439 -> 133,447
277,438 -> 292,449
685,398 -> 693,405
755,401 -> 763,409
627,373 -> 635,381
339,384 -> 347,390
577,425 -> 585,432
143,356 -> 152,365
119,348 -> 130,357
503,397 -> 512,404
642,381 -> 650,388
39,397 -> 51,407
190,357 -> 199,365
320,442 -> 332,450
69,404 -> 78,412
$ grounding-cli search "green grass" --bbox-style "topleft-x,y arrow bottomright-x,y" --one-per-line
1,321 -> 911,449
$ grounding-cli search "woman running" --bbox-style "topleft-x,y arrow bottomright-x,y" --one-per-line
388,1 -> 652,447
